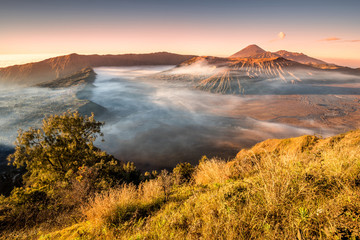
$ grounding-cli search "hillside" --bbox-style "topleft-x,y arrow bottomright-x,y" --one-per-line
2,129 -> 360,239
36,67 -> 109,118
35,67 -> 96,88
0,52 -> 196,86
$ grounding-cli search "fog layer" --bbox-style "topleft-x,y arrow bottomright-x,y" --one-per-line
0,86 -> 82,145
92,66 -> 313,170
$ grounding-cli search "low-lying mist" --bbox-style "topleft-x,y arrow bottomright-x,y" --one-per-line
0,86 -> 82,146
91,67 -> 313,170
1,64 -> 357,170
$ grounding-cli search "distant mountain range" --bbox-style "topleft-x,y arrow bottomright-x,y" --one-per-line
156,45 -> 360,95
0,52 -> 195,86
230,44 -> 327,65
1,45 -> 359,95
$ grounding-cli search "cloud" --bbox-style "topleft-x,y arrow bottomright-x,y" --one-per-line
320,37 -> 360,43
270,32 -> 286,42
278,32 -> 286,40
320,37 -> 342,41
165,59 -> 224,75
347,39 -> 360,43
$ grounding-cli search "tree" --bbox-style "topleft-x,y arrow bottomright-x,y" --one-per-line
1,111 -> 140,229
7,111 -> 138,190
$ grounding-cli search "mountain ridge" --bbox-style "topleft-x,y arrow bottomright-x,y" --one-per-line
159,55 -> 360,95
35,67 -> 96,89
274,50 -> 326,65
230,44 -> 327,65
0,52 -> 196,86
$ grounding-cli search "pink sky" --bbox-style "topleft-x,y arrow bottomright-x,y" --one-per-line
1,1 -> 360,68
1,28 -> 359,68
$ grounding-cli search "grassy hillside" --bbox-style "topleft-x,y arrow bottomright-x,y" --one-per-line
2,130 -> 360,239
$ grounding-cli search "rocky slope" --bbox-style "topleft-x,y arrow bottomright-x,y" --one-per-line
0,52 -> 196,86
196,57 -> 311,94
36,67 -> 109,118
35,67 -> 96,88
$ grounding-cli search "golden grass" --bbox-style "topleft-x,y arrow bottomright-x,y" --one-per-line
12,130 -> 360,239
82,177 -> 166,228
82,184 -> 138,227
194,158 -> 231,185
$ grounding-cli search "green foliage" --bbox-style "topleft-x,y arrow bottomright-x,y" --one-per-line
199,155 -> 208,163
7,111 -> 141,190
8,111 -> 105,187
298,207 -> 310,222
172,162 -> 195,184
1,111 -> 140,230
0,186 -> 52,229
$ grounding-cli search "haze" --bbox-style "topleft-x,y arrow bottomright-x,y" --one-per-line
0,66 -> 316,170
79,66 -> 328,169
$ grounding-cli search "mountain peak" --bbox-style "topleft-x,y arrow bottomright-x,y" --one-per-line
245,44 -> 263,48
230,44 -> 266,58
229,46 -> 327,65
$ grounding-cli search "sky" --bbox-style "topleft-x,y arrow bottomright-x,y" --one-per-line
1,0 -> 360,67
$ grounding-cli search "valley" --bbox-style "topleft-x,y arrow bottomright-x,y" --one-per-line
1,45 -> 360,171
2,1 -> 360,238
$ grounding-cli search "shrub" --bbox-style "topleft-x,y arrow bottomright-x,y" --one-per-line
172,162 -> 195,185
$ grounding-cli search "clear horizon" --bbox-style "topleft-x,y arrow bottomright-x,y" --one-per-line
1,0 -> 360,67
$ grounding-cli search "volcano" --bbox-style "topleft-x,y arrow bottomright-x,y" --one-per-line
230,44 -> 266,58
156,45 -> 360,95
230,45 -> 327,65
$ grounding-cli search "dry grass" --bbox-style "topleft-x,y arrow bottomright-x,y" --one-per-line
15,130 -> 360,239
194,158 -> 231,185
121,131 -> 360,239
82,175 -> 168,229
82,184 -> 138,227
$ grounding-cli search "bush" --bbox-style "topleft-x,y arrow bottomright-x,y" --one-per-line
173,162 -> 195,185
